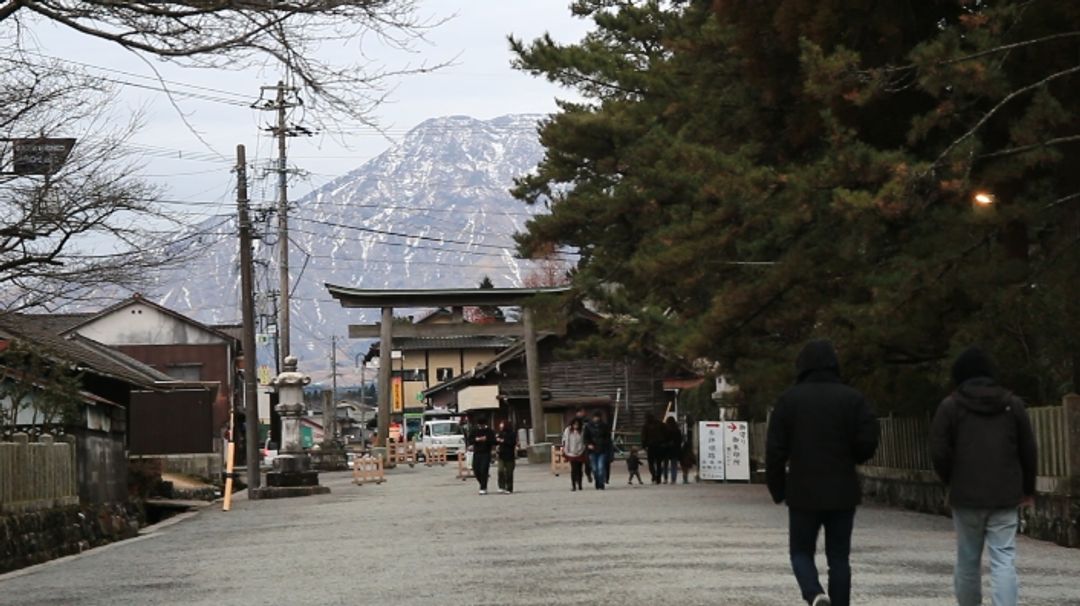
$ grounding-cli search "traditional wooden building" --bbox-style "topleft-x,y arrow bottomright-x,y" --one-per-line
20,295 -> 238,475
420,314 -> 700,443
362,307 -> 516,409
0,315 -> 190,504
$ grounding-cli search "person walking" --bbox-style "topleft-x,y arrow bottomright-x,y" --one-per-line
562,417 -> 587,491
467,416 -> 496,495
930,347 -> 1037,606
663,417 -> 682,485
766,339 -> 879,606
583,410 -> 612,490
496,420 -> 518,494
570,407 -> 593,484
626,447 -> 644,485
641,413 -> 663,484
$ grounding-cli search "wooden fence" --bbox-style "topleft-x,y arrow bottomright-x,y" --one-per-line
0,434 -> 78,513
749,402 -> 1074,483
863,406 -> 1072,481
1029,406 -> 1070,479
866,416 -> 934,471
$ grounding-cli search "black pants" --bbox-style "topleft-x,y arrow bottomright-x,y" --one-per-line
646,450 -> 661,483
497,458 -> 515,493
569,460 -> 584,489
629,470 -> 642,484
789,508 -> 856,606
583,456 -> 592,482
473,453 -> 491,491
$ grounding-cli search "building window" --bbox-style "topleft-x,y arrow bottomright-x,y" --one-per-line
166,364 -> 202,381
436,367 -> 454,382
401,369 -> 427,382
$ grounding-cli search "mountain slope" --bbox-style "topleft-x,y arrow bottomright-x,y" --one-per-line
154,114 -> 552,377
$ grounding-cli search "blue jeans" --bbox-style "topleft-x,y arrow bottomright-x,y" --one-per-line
952,507 -> 1019,606
789,508 -> 855,606
668,459 -> 679,483
588,451 -> 608,488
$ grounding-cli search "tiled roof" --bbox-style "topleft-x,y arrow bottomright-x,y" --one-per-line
0,314 -> 173,388
393,336 -> 518,352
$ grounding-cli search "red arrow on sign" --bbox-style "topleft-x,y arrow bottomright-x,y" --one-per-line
728,423 -> 738,431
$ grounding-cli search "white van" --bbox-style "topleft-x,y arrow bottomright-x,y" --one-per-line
419,419 -> 466,456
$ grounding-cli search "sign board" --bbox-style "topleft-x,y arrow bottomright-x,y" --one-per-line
723,421 -> 751,481
392,376 -> 404,413
257,364 -> 273,386
698,422 -> 726,481
457,385 -> 500,412
11,138 -> 75,175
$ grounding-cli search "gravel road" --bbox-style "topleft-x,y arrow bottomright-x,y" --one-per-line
2,463 -> 1078,605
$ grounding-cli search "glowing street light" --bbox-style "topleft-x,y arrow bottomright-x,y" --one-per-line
973,191 -> 995,206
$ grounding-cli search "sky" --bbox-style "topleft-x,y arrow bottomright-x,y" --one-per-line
22,1 -> 592,228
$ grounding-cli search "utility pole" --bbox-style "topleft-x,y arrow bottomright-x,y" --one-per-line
328,334 -> 338,443
236,144 -> 261,491
258,81 -> 311,366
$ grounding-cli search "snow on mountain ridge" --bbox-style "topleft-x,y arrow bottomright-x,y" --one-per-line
149,113 -> 551,375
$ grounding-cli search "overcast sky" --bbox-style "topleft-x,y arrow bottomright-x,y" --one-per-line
28,1 -> 591,227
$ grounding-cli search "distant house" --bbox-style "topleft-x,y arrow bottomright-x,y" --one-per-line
22,295 -> 241,476
0,315 -> 187,504
421,313 -> 702,444
363,307 -> 516,410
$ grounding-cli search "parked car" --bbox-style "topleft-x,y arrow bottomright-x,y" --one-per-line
261,439 -> 279,468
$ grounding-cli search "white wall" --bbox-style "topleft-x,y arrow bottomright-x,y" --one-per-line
75,303 -> 226,346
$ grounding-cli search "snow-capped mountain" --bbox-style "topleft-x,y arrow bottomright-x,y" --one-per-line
154,114 -> 553,377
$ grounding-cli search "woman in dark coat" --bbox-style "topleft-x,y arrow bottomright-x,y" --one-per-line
663,417 -> 682,485
641,413 -> 664,484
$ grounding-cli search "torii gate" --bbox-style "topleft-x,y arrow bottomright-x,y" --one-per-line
325,284 -> 571,446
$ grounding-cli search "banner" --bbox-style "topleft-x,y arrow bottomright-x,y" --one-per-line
722,421 -> 751,481
392,376 -> 404,413
698,422 -> 725,481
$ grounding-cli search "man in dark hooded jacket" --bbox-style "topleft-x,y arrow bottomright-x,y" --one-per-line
930,347 -> 1037,606
766,340 -> 878,606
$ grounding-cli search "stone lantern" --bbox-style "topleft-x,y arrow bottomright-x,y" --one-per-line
260,355 -> 327,494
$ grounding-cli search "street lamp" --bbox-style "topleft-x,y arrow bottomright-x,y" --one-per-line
973,191 -> 995,206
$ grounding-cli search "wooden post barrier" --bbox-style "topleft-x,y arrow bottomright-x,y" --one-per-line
352,455 -> 385,486
551,445 -> 569,476
385,440 -> 417,468
456,451 -> 474,481
424,446 -> 448,466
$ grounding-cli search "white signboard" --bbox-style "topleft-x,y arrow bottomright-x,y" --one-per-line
698,422 -> 726,481
723,421 -> 751,482
457,385 -> 500,412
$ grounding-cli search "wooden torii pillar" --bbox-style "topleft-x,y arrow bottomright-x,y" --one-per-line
325,284 -> 571,446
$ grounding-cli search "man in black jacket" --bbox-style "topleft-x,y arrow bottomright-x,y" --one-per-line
930,347 -> 1037,606
467,416 -> 496,495
766,340 -> 879,606
583,410 -> 612,490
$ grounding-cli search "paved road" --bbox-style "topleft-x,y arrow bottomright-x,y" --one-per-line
2,463 -> 1079,605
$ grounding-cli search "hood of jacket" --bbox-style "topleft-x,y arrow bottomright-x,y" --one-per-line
953,377 -> 1013,415
795,339 -> 840,383
952,347 -> 997,385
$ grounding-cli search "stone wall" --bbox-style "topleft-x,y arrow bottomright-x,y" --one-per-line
0,503 -> 142,574
859,466 -> 1080,548
130,453 -> 222,482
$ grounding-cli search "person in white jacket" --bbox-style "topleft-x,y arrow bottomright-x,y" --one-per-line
561,417 -> 587,491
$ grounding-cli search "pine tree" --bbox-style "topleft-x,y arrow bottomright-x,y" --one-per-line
512,1 -> 1080,415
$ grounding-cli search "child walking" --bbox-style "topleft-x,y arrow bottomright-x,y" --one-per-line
627,448 -> 644,485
